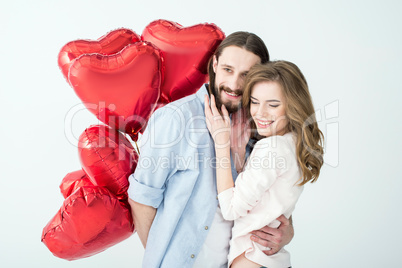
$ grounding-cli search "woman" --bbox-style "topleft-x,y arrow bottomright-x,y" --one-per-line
204,61 -> 324,268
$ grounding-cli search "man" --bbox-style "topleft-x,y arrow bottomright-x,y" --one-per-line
128,32 -> 294,268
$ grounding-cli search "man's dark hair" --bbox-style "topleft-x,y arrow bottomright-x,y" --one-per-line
207,31 -> 270,95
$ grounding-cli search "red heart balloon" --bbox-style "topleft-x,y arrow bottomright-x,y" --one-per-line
59,169 -> 93,199
142,19 -> 225,103
41,186 -> 134,260
58,28 -> 141,82
69,42 -> 162,140
78,125 -> 138,199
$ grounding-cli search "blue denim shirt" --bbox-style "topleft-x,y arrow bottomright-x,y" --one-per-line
128,85 -> 239,268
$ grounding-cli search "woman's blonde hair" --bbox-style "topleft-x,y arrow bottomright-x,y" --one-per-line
243,61 -> 324,185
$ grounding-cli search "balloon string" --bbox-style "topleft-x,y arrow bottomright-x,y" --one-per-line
134,140 -> 140,155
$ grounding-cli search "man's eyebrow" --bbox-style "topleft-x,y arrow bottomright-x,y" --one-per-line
250,96 -> 281,102
221,64 -> 234,69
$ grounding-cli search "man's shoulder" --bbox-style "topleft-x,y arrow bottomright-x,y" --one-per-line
153,85 -> 207,118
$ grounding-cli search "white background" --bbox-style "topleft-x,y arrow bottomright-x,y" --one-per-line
1,0 -> 401,267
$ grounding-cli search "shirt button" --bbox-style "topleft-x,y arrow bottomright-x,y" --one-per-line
216,195 -> 218,200
205,226 -> 209,230
191,254 -> 195,258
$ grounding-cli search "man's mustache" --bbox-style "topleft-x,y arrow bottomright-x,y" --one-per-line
219,85 -> 243,96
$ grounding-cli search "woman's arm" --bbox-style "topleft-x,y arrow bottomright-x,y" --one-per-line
230,108 -> 251,174
205,94 -> 297,253
205,95 -> 276,220
204,94 -> 234,194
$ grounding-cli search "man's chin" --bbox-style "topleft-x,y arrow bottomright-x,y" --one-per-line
222,101 -> 241,113
213,89 -> 241,113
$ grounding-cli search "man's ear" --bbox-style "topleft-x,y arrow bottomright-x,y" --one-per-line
213,55 -> 218,73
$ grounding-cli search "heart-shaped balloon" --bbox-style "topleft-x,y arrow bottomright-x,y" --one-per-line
58,28 -> 141,82
78,125 -> 138,199
142,19 -> 225,103
41,186 -> 134,260
68,42 -> 162,140
59,169 -> 93,199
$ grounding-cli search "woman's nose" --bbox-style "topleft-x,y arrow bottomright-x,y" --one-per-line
257,104 -> 267,116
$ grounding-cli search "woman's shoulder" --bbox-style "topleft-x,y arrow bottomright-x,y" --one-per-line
253,132 -> 296,155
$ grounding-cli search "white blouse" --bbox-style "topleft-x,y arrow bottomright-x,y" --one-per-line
218,132 -> 303,268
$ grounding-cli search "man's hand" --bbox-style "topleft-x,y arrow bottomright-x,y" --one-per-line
250,215 -> 294,255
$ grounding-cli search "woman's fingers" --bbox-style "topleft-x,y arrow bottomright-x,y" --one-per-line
204,95 -> 214,133
210,94 -> 220,115
204,95 -> 212,118
221,103 -> 229,118
204,94 -> 231,145
205,94 -> 230,127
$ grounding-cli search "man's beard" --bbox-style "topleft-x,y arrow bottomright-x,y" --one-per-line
214,85 -> 243,114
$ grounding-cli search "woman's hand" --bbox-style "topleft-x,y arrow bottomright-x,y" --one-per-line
204,94 -> 231,148
230,108 -> 251,173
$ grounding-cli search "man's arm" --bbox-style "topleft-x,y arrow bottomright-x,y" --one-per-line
250,215 -> 294,255
128,198 -> 156,248
127,108 -> 183,249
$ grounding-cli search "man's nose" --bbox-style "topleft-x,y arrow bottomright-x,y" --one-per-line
227,74 -> 242,91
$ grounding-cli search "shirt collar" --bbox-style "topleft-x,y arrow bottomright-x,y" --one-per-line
195,84 -> 209,105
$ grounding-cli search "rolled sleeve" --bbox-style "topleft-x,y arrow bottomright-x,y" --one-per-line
217,187 -> 245,220
217,187 -> 234,202
127,106 -> 184,208
128,175 -> 165,208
